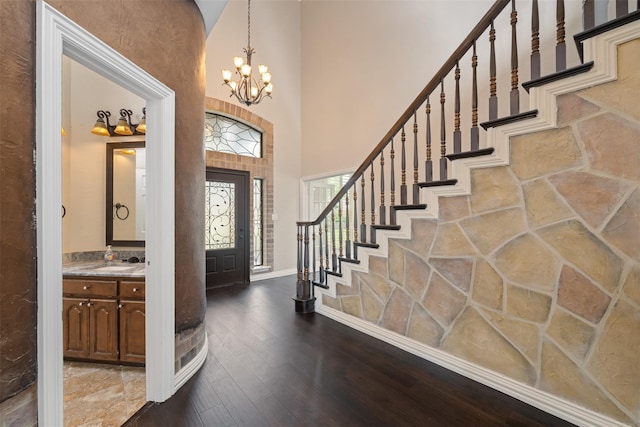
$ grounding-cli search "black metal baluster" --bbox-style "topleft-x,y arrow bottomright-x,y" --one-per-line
583,0 -> 595,30
616,0 -> 628,18
425,97 -> 433,180
296,224 -> 303,287
489,20 -> 498,120
353,183 -> 358,248
303,225 -> 309,288
318,221 -> 324,283
312,225 -> 316,283
338,197 -> 343,259
531,0 -> 540,80
345,190 -> 351,259
412,112 -> 420,204
390,139 -> 397,225
556,0 -> 566,71
471,43 -> 479,151
324,217 -> 329,273
440,79 -> 447,180
400,126 -> 407,205
360,174 -> 366,242
331,207 -> 337,272
510,0 -> 520,115
379,149 -> 386,225
370,164 -> 376,244
454,62 -> 462,153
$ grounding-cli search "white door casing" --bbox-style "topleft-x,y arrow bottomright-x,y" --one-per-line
36,1 -> 175,424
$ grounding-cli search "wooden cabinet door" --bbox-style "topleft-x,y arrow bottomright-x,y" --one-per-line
119,301 -> 146,363
89,299 -> 119,361
63,298 -> 90,359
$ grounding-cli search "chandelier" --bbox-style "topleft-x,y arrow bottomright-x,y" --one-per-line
222,0 -> 273,106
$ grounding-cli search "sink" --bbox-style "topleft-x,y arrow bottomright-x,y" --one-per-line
94,266 -> 134,272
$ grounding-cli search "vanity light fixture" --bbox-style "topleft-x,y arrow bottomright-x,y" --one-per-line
91,108 -> 146,137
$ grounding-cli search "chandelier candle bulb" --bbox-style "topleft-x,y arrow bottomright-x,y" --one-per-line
221,0 -> 272,106
240,64 -> 252,78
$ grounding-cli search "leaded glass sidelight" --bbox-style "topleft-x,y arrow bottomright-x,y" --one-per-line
204,112 -> 262,158
205,181 -> 235,250
253,178 -> 263,266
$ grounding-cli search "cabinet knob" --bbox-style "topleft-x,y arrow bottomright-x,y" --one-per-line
78,302 -> 84,307
86,302 -> 92,307
83,285 -> 90,290
133,288 -> 139,292
118,303 -> 124,309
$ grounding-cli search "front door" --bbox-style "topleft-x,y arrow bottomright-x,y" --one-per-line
205,168 -> 250,289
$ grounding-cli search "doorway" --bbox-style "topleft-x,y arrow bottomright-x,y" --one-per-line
37,2 -> 175,424
205,168 -> 250,289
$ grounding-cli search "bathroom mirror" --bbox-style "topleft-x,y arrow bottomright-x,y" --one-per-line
106,141 -> 146,247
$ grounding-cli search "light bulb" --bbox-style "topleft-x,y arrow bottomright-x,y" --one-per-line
229,81 -> 237,93
222,69 -> 232,82
233,56 -> 244,68
258,64 -> 268,74
265,83 -> 273,94
261,72 -> 271,84
250,86 -> 258,98
240,64 -> 252,78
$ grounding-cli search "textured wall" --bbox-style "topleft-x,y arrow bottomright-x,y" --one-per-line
323,39 -> 640,425
0,0 -> 206,413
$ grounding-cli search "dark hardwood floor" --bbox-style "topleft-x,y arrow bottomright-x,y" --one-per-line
124,275 -> 575,427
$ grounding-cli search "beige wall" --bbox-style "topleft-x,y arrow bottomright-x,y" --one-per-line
63,58 -> 146,253
205,0 -> 302,273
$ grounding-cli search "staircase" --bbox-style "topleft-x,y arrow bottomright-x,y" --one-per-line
294,1 -> 640,426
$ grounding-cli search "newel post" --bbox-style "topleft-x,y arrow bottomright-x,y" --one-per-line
294,222 -> 315,313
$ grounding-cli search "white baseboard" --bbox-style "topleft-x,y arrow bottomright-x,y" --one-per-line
174,334 -> 208,391
317,305 -> 631,427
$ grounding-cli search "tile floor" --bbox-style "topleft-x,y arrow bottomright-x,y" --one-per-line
64,361 -> 146,427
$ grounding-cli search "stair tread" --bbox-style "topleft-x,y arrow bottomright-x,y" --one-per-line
372,224 -> 402,230
480,110 -> 538,130
393,204 -> 428,210
354,242 -> 380,249
325,270 -> 343,277
312,280 -> 330,289
446,148 -> 494,161
522,62 -> 594,92
338,257 -> 361,264
418,179 -> 458,188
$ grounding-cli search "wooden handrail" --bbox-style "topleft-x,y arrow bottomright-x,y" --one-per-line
301,0 -> 511,227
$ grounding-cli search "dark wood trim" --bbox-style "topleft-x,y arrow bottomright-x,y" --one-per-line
393,203 -> 428,210
480,110 -> 538,130
446,147 -> 495,161
418,179 -> 458,188
106,141 -> 146,248
522,62 -> 594,92
574,10 -> 640,61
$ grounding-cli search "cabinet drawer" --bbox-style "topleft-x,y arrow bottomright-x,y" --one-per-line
120,281 -> 145,300
63,279 -> 117,298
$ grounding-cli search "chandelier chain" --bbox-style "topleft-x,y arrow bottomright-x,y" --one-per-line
247,0 -> 251,48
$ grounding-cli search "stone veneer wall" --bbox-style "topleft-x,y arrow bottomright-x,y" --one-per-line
205,98 -> 275,273
175,323 -> 207,373
322,39 -> 639,425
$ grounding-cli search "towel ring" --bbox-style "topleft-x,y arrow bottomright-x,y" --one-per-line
114,203 -> 130,220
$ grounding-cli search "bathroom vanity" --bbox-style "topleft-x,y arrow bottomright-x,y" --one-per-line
62,260 -> 145,365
